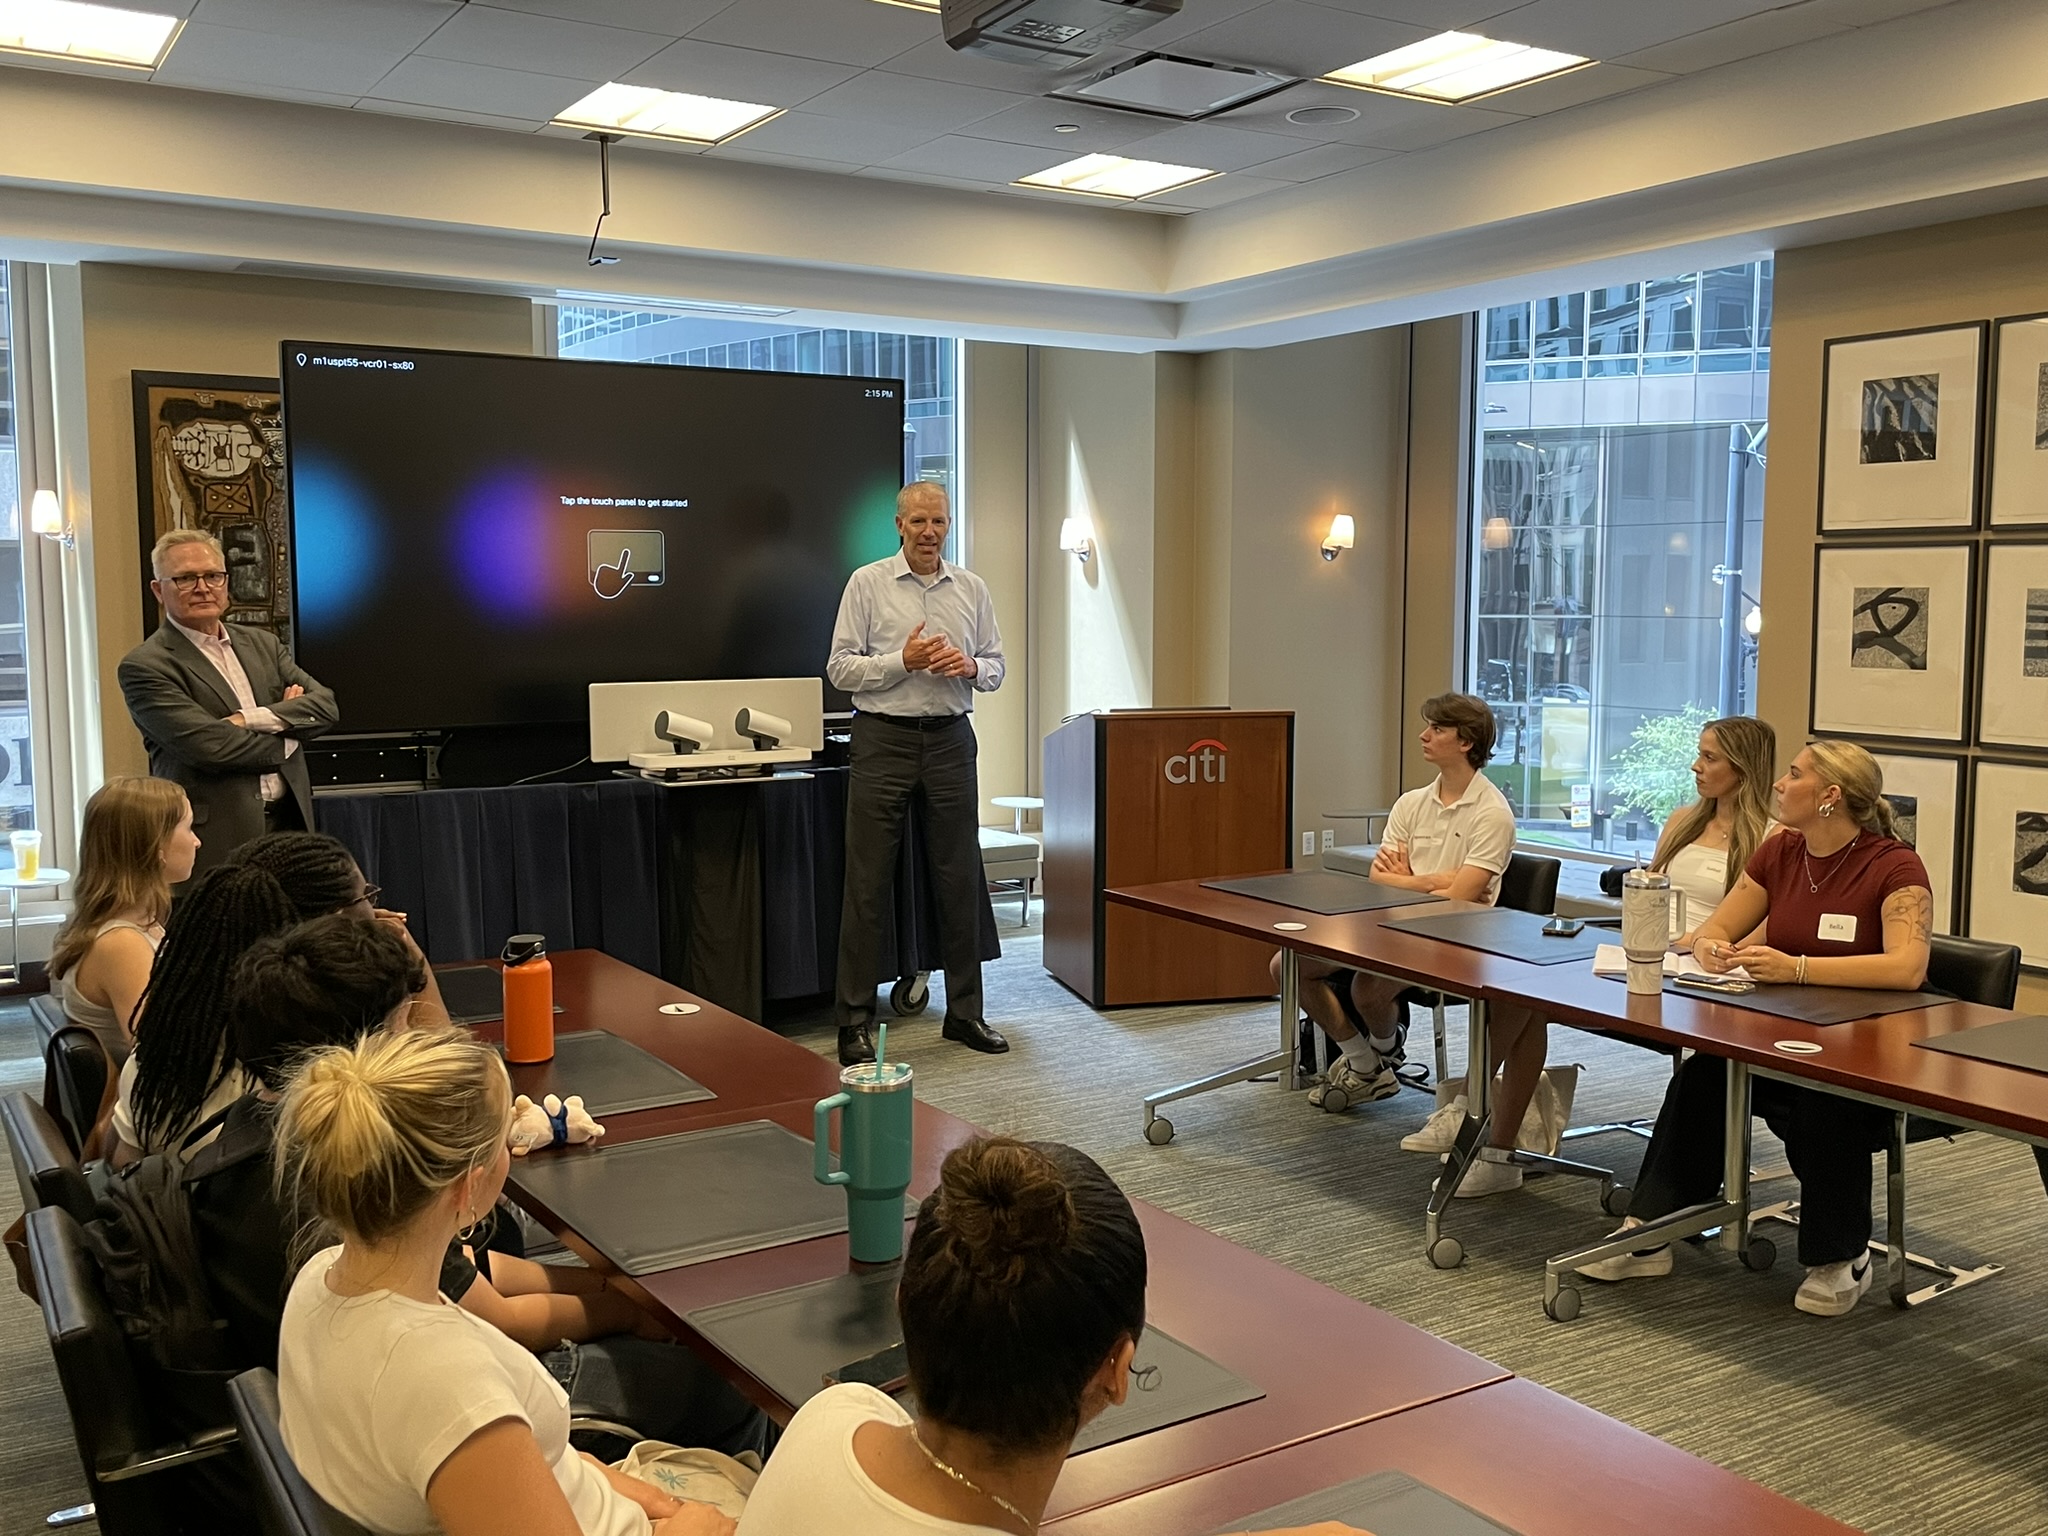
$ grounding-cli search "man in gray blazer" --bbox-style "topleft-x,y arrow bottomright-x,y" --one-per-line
118,529 -> 339,875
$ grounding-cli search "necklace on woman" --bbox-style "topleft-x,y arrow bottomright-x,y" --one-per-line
910,1427 -> 1035,1534
1802,833 -> 1863,894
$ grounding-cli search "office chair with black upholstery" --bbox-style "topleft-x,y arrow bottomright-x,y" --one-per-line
26,1206 -> 240,1535
42,1026 -> 112,1161
1,1091 -> 96,1230
1755,932 -> 2022,1308
1407,852 -> 1561,1090
229,1370 -> 371,1536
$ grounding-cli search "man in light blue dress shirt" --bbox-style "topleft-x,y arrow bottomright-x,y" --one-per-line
827,483 -> 1006,1065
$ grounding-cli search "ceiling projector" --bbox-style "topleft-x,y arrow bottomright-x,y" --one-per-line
942,0 -> 1182,68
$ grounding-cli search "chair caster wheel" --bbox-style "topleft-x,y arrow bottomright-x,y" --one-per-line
1741,1236 -> 1777,1272
1602,1184 -> 1632,1218
1144,1116 -> 1175,1146
889,974 -> 929,1017
1318,1088 -> 1350,1114
1545,1286 -> 1582,1322
1427,1236 -> 1464,1269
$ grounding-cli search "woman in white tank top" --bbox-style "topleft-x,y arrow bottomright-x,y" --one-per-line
1644,717 -> 1779,944
46,778 -> 200,1066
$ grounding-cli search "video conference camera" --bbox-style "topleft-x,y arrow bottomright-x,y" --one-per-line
735,708 -> 791,749
653,711 -> 715,755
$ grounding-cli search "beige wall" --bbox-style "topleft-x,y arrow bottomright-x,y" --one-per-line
1762,206 -> 2048,1011
1401,315 -> 1472,791
963,342 -> 1030,820
77,264 -> 532,775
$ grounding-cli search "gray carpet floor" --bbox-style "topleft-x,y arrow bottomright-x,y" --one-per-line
4,916 -> 2045,1534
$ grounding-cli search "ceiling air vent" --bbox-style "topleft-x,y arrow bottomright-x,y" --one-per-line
1052,53 -> 1297,119
941,0 -> 1182,69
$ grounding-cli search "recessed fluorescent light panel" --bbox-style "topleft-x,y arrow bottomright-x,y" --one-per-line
1016,153 -> 1216,200
869,0 -> 940,9
0,0 -> 182,69
553,83 -> 781,146
1323,31 -> 1589,103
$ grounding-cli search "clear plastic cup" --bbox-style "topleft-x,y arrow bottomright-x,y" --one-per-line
10,830 -> 41,881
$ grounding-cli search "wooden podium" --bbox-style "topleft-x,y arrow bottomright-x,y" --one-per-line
1042,709 -> 1293,1007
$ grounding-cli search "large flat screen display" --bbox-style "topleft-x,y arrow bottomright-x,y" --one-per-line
281,341 -> 907,732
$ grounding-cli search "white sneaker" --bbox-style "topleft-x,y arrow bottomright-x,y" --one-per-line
1575,1220 -> 1674,1282
1306,1056 -> 1399,1111
1400,1096 -> 1468,1153
1794,1254 -> 1872,1317
1449,1147 -> 1523,1199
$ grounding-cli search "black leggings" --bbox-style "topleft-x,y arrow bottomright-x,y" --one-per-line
1630,1054 -> 1891,1266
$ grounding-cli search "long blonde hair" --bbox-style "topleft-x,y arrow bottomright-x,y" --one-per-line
1802,739 -> 1899,840
48,777 -> 187,981
1650,716 -> 1777,894
274,1028 -> 510,1247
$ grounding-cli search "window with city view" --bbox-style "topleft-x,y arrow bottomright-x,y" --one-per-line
557,307 -> 960,552
0,265 -> 34,851
1468,262 -> 1771,859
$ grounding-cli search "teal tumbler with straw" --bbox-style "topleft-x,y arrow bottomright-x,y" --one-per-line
814,1051 -> 915,1265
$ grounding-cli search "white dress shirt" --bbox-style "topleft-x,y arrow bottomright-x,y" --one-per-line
171,618 -> 293,803
827,552 -> 1005,718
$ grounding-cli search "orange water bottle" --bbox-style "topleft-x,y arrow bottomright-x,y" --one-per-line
502,934 -> 554,1063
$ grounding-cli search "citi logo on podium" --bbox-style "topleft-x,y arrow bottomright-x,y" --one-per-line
1163,739 -> 1228,784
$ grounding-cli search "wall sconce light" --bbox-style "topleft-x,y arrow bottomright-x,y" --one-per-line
1059,515 -> 1093,563
1481,514 -> 1512,551
30,490 -> 73,551
1320,513 -> 1354,562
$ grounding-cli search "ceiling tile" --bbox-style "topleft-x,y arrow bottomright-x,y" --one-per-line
1106,0 -> 1270,53
624,38 -> 859,104
711,144 -> 871,173
1145,171 -> 1291,208
1167,2 -> 1429,78
855,164 -> 1001,195
488,0 -> 739,29
364,55 -> 600,119
958,96 -> 1169,154
352,97 -> 551,132
414,6 -> 672,79
725,108 -> 938,163
154,22 -> 412,94
1485,0 -> 1790,59
1223,80 -> 1517,150
873,35 -> 1059,92
189,0 -> 459,50
1473,60 -> 1672,114
1799,0 -> 1961,23
798,71 -> 1024,133
1247,139 -> 1396,179
690,0 -> 938,68
168,79 -> 364,109
1617,6 -> 1848,73
880,134 -> 1068,181
1301,0 -> 1510,23
1112,119 -> 1317,171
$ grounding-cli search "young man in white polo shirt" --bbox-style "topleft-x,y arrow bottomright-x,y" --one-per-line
1292,693 -> 1552,1197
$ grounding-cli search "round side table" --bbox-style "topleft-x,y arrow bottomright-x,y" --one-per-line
0,867 -> 70,986
991,795 -> 1044,835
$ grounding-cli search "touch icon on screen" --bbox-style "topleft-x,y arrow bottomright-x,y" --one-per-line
588,529 -> 665,599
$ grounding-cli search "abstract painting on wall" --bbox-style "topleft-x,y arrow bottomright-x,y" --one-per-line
1820,324 -> 1983,533
1969,760 -> 2048,968
1988,313 -> 2048,527
1976,541 -> 2048,751
1812,543 -> 1972,742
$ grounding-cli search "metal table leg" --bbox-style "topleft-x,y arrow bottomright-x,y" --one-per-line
1,884 -> 19,988
1140,948 -> 1299,1146
1423,998 -> 1489,1269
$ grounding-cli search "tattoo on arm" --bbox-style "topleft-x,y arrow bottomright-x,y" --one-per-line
1884,886 -> 1933,947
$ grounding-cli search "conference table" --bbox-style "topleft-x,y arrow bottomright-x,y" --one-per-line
1105,877 -> 2048,1317
466,948 -> 1851,1531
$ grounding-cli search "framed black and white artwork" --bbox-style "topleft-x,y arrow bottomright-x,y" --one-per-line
1819,324 -> 1985,533
1967,759 -> 2048,970
1811,543 -> 1974,743
1977,541 -> 2048,751
1867,751 -> 1962,934
1987,313 -> 2048,528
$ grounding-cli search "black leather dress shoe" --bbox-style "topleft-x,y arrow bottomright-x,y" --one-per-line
838,1025 -> 876,1066
941,1017 -> 1009,1054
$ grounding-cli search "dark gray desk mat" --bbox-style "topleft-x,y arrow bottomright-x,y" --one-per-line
437,964 -> 562,1026
1915,1016 -> 2048,1074
1600,974 -> 1955,1025
508,1121 -> 862,1275
1390,908 -> 1602,966
506,1029 -> 714,1118
1211,1470 -> 1515,1535
686,1270 -> 1262,1453
1202,871 -> 1440,916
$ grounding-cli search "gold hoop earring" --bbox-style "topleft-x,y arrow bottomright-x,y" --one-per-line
1820,802 -> 1833,818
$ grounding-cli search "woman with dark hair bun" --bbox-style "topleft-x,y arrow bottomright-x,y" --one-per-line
737,1136 -> 1360,1536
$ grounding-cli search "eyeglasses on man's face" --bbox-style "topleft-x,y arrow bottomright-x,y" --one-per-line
165,569 -> 229,591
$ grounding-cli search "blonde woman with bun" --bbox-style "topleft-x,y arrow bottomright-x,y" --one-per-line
738,1135 -> 1363,1536
47,776 -> 200,1065
274,1029 -> 733,1536
1578,741 -> 1934,1319
1645,715 -> 1778,945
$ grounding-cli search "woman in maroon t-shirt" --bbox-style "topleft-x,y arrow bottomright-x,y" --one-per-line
1578,741 -> 1934,1318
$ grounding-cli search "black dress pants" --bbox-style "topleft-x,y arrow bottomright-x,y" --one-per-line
836,712 -> 985,1031
1630,1054 -> 1892,1266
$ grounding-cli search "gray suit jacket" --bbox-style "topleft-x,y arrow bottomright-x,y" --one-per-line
116,622 -> 340,874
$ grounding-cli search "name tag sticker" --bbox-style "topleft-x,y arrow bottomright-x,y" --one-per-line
1818,913 -> 1858,943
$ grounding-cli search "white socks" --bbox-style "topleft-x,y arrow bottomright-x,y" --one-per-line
1338,1034 -> 1378,1069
